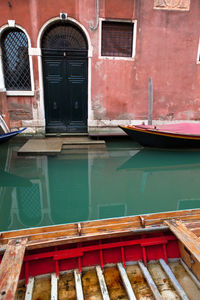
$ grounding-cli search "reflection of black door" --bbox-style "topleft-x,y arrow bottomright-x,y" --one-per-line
43,55 -> 88,133
42,22 -> 88,133
48,156 -> 89,224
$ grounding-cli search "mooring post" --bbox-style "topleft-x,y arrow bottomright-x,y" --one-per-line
148,77 -> 153,125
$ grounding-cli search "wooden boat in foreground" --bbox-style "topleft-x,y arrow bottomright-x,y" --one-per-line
1,209 -> 200,299
0,128 -> 26,144
119,123 -> 200,148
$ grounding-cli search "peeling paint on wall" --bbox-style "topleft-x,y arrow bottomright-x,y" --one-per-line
8,98 -> 33,121
92,95 -> 107,120
95,61 -> 103,71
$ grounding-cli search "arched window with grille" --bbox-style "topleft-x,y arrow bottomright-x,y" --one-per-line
1,28 -> 31,91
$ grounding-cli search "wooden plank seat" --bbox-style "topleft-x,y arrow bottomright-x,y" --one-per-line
164,220 -> 200,264
0,238 -> 27,300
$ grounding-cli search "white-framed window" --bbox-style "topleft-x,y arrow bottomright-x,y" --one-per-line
99,19 -> 137,60
0,24 -> 34,96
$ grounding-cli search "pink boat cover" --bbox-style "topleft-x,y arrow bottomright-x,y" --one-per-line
135,123 -> 200,135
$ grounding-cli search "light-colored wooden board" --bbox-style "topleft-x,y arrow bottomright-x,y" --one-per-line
117,263 -> 137,300
0,238 -> 27,300
159,259 -> 189,300
96,266 -> 110,300
74,270 -> 84,300
25,277 -> 34,300
138,261 -> 162,300
164,220 -> 200,264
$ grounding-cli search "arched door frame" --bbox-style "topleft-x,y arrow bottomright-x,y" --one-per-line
37,16 -> 93,133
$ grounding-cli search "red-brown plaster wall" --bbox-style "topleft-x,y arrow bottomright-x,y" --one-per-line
105,0 -> 135,19
92,0 -> 200,121
7,96 -> 33,121
132,0 -> 200,120
0,0 -> 77,45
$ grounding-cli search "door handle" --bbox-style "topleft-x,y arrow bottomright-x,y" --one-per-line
74,101 -> 79,109
53,101 -> 57,110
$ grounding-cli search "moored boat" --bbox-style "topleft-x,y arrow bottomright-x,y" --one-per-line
119,123 -> 200,148
0,128 -> 26,144
1,209 -> 200,299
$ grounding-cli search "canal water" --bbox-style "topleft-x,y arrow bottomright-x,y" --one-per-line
0,138 -> 200,232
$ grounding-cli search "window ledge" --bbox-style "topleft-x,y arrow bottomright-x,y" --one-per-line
99,56 -> 135,61
6,91 -> 34,96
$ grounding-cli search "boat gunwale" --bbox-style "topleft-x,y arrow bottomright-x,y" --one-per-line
1,208 -> 200,251
120,125 -> 200,140
0,128 -> 26,139
1,208 -> 200,235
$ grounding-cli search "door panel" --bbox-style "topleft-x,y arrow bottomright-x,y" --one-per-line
67,60 -> 88,132
43,57 -> 67,132
43,55 -> 88,133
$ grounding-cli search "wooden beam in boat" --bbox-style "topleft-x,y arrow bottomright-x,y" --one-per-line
184,220 -> 200,228
117,263 -> 137,300
159,259 -> 189,300
164,220 -> 200,264
0,238 -> 27,300
1,209 -> 200,245
51,273 -> 58,300
24,277 -> 34,300
0,209 -> 200,252
96,266 -> 110,300
138,261 -> 162,300
144,209 -> 200,227
74,269 -> 84,300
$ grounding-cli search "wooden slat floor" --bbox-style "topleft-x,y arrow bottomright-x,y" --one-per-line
14,260 -> 200,300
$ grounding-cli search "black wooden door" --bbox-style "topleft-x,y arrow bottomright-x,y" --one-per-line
43,55 -> 88,133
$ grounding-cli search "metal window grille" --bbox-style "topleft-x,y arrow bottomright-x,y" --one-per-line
42,22 -> 88,51
101,21 -> 133,57
1,28 -> 31,90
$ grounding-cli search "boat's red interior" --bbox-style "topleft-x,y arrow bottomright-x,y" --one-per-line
0,231 -> 180,283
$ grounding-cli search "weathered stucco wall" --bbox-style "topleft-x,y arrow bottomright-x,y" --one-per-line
0,0 -> 200,134
134,0 -> 200,121
92,0 -> 200,123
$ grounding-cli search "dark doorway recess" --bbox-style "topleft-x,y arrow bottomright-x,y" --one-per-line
42,22 -> 88,133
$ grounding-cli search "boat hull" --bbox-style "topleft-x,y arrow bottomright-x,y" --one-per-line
0,128 -> 26,144
1,209 -> 200,298
119,125 -> 200,148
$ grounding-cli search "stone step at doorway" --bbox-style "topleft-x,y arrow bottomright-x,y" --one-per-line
18,137 -> 106,156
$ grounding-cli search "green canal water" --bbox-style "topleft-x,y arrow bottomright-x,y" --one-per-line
0,138 -> 200,232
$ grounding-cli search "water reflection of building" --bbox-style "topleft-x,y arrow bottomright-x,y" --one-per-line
0,0 -> 199,136
9,157 -> 54,230
0,147 -> 54,230
0,145 -> 91,231
1,145 -> 200,232
88,148 -> 200,219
